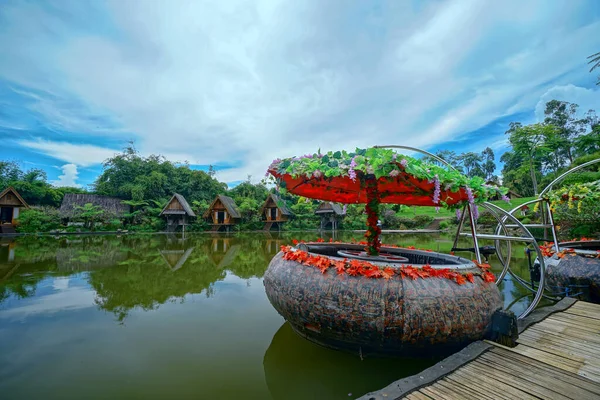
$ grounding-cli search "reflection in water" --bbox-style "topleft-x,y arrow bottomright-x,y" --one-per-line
264,322 -> 439,400
0,232 -> 555,400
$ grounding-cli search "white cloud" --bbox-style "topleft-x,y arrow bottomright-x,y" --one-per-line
1,0 -> 599,183
17,139 -> 118,167
52,163 -> 82,188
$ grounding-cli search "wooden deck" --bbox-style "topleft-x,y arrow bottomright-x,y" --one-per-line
402,300 -> 600,400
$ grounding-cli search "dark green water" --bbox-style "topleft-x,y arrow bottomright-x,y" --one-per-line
0,232 -> 546,399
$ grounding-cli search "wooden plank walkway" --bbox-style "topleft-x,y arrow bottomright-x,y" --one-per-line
402,300 -> 600,400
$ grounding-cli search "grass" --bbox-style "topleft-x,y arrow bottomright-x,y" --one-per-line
395,196 -> 537,219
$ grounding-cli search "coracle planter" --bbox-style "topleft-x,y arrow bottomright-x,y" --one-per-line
544,240 -> 600,303
263,243 -> 502,357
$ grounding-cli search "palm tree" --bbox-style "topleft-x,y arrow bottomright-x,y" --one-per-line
589,51 -> 600,85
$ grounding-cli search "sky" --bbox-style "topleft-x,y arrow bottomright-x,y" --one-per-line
1,0 -> 599,189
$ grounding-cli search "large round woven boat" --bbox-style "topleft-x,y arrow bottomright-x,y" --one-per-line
263,243 -> 502,357
544,240 -> 600,303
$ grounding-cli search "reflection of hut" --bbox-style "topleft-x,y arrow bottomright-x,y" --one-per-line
203,195 -> 241,232
0,187 -> 29,233
160,247 -> 195,271
260,194 -> 293,231
315,202 -> 345,230
159,193 -> 196,232
209,238 -> 240,269
59,194 -> 130,221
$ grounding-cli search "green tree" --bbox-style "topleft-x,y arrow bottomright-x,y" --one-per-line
481,147 -> 496,180
73,203 -> 105,230
544,100 -> 586,164
458,152 -> 484,177
505,122 -> 558,195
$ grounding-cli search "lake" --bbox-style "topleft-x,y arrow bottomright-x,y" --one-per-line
0,232 -> 546,399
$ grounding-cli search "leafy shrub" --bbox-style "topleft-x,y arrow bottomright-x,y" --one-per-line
414,215 -> 434,228
439,220 -> 450,230
521,217 -> 531,225
15,207 -> 61,233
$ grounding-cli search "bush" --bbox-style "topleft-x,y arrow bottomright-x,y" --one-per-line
414,215 -> 434,228
521,217 -> 531,225
15,207 -> 62,233
439,220 -> 450,230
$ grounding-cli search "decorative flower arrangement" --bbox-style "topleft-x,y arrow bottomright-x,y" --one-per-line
281,244 -> 496,284
268,147 -> 508,256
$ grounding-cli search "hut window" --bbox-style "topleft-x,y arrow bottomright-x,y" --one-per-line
6,194 -> 12,200
271,207 -> 277,220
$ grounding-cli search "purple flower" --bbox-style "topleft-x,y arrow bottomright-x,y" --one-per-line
349,169 -> 357,181
400,159 -> 408,168
502,194 -> 510,203
366,165 -> 374,174
466,187 -> 475,205
348,156 -> 357,181
456,208 -> 462,221
392,153 -> 397,161
433,175 -> 441,204
342,204 -> 347,214
472,204 -> 479,220
313,170 -> 322,178
389,169 -> 400,178
435,206 -> 440,213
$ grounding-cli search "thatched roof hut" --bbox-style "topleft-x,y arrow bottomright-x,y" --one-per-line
0,187 -> 29,227
203,195 -> 241,232
315,202 -> 345,230
160,193 -> 196,217
59,194 -> 131,218
260,194 -> 293,231
160,193 -> 196,232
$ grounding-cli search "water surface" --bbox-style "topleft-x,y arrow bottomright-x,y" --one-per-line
0,232 -> 545,399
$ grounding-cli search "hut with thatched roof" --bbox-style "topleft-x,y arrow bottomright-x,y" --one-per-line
260,193 -> 293,231
315,202 -> 345,230
60,194 -> 130,222
0,187 -> 29,233
203,195 -> 241,232
159,193 -> 196,232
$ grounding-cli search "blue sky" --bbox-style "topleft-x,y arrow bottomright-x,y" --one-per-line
1,0 -> 599,189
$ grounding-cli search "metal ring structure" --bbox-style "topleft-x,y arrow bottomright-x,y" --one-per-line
483,201 -> 547,319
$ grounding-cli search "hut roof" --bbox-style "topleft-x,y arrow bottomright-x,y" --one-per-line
60,194 -> 131,218
0,187 -> 29,208
259,194 -> 293,216
160,193 -> 196,217
315,202 -> 345,216
203,195 -> 241,219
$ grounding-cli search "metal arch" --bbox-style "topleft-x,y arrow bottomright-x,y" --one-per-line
374,145 -> 459,172
540,158 -> 600,196
477,203 -> 513,285
483,201 -> 547,319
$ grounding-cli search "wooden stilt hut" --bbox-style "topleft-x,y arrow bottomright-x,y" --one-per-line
260,194 -> 293,231
0,187 -> 29,234
160,193 -> 196,233
203,195 -> 241,232
315,202 -> 345,230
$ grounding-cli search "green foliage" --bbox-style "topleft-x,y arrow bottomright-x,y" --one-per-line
439,220 -> 450,230
268,147 -> 507,207
73,203 -> 106,230
14,207 -> 62,233
0,161 -> 86,207
414,214 -> 434,228
94,145 -> 227,203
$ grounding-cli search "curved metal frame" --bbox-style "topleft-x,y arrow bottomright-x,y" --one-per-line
374,145 -> 459,172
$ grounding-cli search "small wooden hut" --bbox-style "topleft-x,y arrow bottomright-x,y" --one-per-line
0,187 -> 29,233
315,202 -> 345,230
260,194 -> 293,231
203,195 -> 241,232
60,194 -> 130,221
160,193 -> 196,232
